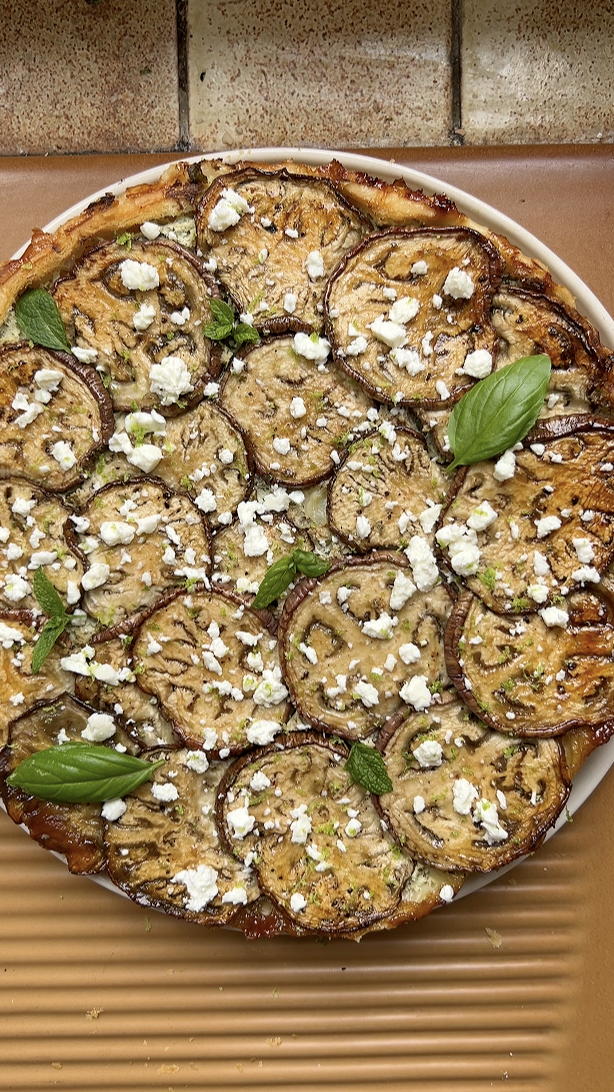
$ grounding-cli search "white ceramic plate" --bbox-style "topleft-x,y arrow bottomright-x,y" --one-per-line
8,147 -> 614,904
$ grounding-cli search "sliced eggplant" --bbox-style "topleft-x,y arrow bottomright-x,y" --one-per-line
0,694 -> 136,874
70,478 -> 213,633
73,638 -> 180,749
436,419 -> 614,613
213,513 -> 314,614
561,723 -> 614,780
131,587 -> 291,756
0,613 -> 72,746
0,478 -> 85,613
0,343 -> 113,490
216,733 -> 416,934
104,749 -> 261,926
327,426 -> 450,552
196,168 -> 368,332
74,400 -> 253,529
278,554 -> 452,740
445,590 -> 614,737
53,239 -> 222,413
219,335 -> 374,485
378,697 -> 570,872
324,228 -> 503,407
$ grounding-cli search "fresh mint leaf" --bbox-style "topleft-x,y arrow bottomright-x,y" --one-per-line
15,288 -> 69,353
209,298 -> 235,327
345,742 -> 393,795
33,566 -> 67,619
203,320 -> 234,341
233,323 -> 260,348
292,550 -> 331,578
447,354 -> 551,472
31,616 -> 67,674
6,742 -> 165,803
252,555 -> 297,609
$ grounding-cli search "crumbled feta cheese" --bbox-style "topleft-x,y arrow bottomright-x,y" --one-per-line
305,250 -> 325,280
292,331 -> 330,364
353,680 -> 379,707
172,864 -> 219,910
473,798 -> 508,844
493,449 -> 516,481
273,436 -> 291,455
367,315 -> 407,349
389,571 -> 417,611
226,805 -> 256,839
126,444 -> 162,473
412,738 -> 443,767
462,349 -> 493,378
290,892 -> 307,913
390,347 -> 423,374
133,302 -> 156,330
413,795 -> 426,814
119,259 -> 160,291
289,396 -> 306,418
400,675 -> 432,712
194,487 -> 217,514
362,612 -> 396,640
453,778 -> 479,815
404,535 -> 439,591
398,642 -> 421,665
539,605 -> 569,628
81,563 -> 110,590
439,884 -> 455,903
572,537 -> 595,563
51,441 -> 77,471
208,187 -> 253,231
442,267 -> 474,299
355,515 -> 371,540
535,515 -> 561,539
389,296 -> 419,324
81,712 -> 116,742
100,520 -> 135,546
149,356 -> 193,405
467,501 -> 498,531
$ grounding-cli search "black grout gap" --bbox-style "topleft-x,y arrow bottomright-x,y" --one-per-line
175,0 -> 190,151
450,0 -> 464,145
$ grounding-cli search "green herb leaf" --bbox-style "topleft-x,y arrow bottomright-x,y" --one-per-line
209,298 -> 235,326
233,323 -> 260,348
202,321 -> 234,342
252,555 -> 297,609
31,616 -> 68,674
116,231 -> 132,249
15,288 -> 69,352
447,354 -> 552,472
33,566 -> 67,619
252,549 -> 330,609
6,743 -> 165,803
345,742 -> 393,795
292,550 -> 331,578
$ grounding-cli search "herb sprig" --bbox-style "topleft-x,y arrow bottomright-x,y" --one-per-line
203,298 -> 260,349
30,568 -> 71,673
447,354 -> 552,472
6,743 -> 164,803
252,550 -> 331,609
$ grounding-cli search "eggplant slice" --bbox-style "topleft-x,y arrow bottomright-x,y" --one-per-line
213,513 -> 314,614
104,748 -> 261,926
445,590 -> 614,737
0,478 -> 85,612
0,613 -> 72,746
71,478 -> 213,633
327,426 -> 450,552
324,228 -> 503,407
53,239 -> 222,414
0,694 -> 136,874
77,400 -> 253,528
196,168 -> 369,332
216,732 -> 462,935
219,335 -> 374,485
415,283 -> 614,453
378,697 -> 570,873
436,419 -> 614,613
74,638 -> 180,750
278,554 -> 452,740
0,343 -> 112,490
132,587 -> 292,756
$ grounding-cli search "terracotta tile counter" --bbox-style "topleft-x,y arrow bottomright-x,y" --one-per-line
1,147 -> 613,1092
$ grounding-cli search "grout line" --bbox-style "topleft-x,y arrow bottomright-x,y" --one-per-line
450,0 -> 464,145
175,0 -> 190,151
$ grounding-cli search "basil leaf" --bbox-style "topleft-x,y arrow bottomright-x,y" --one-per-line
345,742 -> 393,795
209,298 -> 235,327
233,323 -> 260,348
15,288 -> 69,352
447,354 -> 552,472
31,616 -> 68,674
292,550 -> 331,578
252,555 -> 297,609
6,743 -> 165,803
32,566 -> 66,619
203,320 -> 234,342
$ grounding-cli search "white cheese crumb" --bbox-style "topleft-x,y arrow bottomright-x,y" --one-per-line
119,259 -> 160,291
400,675 -> 432,712
412,738 -> 443,767
442,267 -> 474,299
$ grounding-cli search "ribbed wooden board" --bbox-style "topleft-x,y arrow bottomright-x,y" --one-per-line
1,149 -> 614,1092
